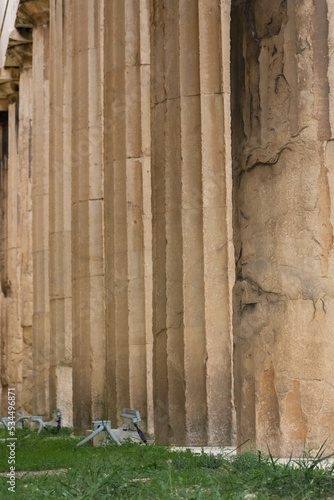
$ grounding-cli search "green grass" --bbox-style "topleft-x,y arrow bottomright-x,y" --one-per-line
0,430 -> 334,499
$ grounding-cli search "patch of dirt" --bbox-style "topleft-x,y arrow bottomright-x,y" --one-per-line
0,469 -> 68,478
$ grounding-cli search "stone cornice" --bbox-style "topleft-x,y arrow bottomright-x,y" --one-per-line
0,0 -> 49,102
15,0 -> 49,28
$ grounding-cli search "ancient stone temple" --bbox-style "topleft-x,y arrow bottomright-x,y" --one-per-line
0,0 -> 333,456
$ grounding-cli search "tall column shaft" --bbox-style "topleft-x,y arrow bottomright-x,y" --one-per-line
72,0 -> 105,431
232,0 -> 334,456
32,24 -> 50,416
5,103 -> 22,409
49,0 -> 73,426
0,113 -> 8,412
104,0 -> 153,431
18,66 -> 33,414
152,0 -> 233,445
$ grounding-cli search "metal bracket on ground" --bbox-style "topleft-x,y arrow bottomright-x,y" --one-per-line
76,420 -> 121,447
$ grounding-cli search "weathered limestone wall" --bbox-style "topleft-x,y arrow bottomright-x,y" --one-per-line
49,0 -> 73,427
103,0 -> 153,433
232,0 -> 334,456
151,0 -> 234,445
71,0 -> 105,432
32,23 -> 50,416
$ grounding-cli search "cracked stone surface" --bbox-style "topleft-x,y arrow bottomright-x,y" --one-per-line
232,0 -> 334,456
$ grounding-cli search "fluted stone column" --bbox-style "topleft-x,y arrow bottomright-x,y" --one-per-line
72,0 -> 105,431
232,0 -> 334,456
0,110 -> 10,412
151,0 -> 234,445
49,0 -> 73,427
18,66 -> 33,415
0,66 -> 35,417
5,102 -> 23,409
104,0 -> 153,432
32,23 -> 50,417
